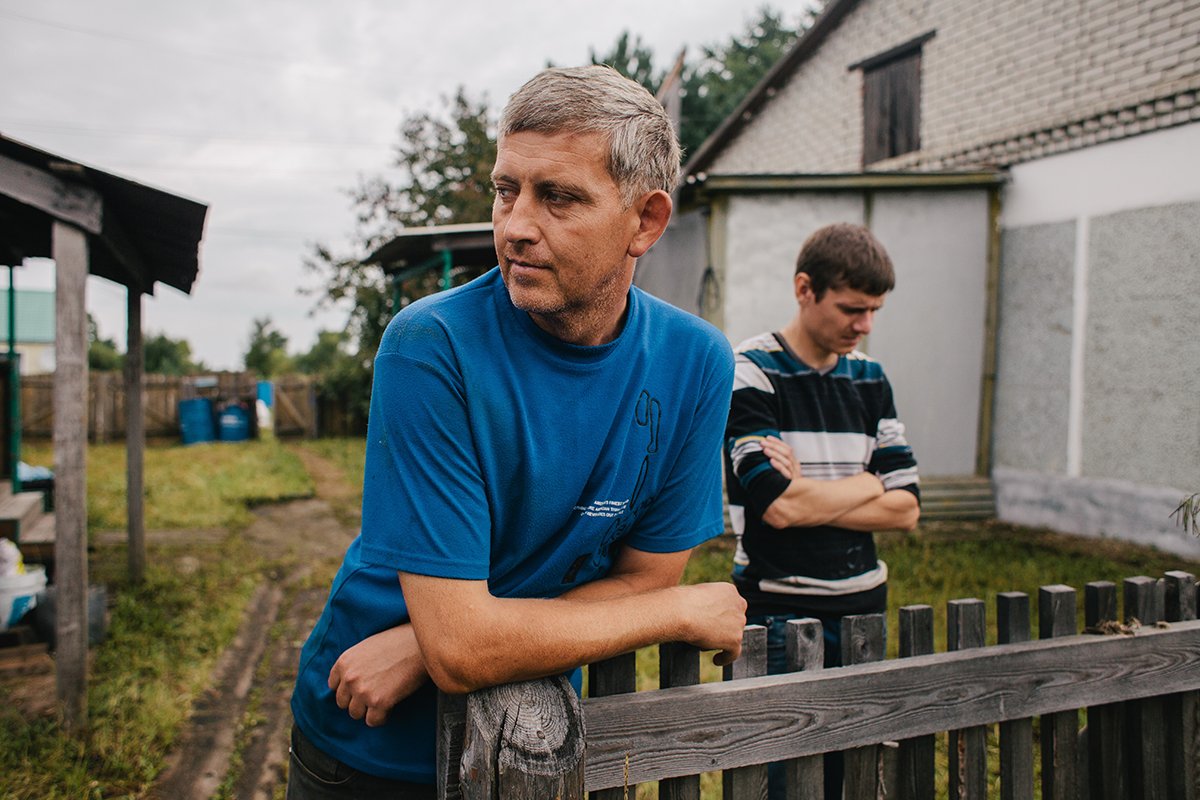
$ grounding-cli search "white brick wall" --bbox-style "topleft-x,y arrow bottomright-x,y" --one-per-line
707,0 -> 1200,174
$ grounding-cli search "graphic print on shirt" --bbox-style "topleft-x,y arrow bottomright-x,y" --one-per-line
560,389 -> 660,584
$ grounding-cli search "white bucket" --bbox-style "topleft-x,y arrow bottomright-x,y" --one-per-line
0,565 -> 47,630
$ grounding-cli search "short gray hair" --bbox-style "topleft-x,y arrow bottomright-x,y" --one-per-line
499,65 -> 681,205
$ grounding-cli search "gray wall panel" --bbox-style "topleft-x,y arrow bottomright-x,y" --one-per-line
634,208 -> 708,315
1082,201 -> 1200,490
992,222 -> 1075,473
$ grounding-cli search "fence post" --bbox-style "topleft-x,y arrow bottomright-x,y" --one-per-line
842,613 -> 886,800
437,692 -> 468,800
723,624 -> 768,800
659,641 -> 701,800
457,676 -> 584,800
1039,585 -> 1079,800
997,592 -> 1033,800
589,651 -> 638,800
1164,571 -> 1198,800
948,599 -> 987,800
897,605 -> 934,800
1083,581 -> 1124,800
1125,576 -> 1170,800
785,618 -> 825,800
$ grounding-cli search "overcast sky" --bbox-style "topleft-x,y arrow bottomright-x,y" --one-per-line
0,0 -> 807,370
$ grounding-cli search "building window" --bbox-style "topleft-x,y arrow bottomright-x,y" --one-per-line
852,31 -> 935,166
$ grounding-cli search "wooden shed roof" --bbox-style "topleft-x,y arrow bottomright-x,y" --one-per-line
0,133 -> 208,295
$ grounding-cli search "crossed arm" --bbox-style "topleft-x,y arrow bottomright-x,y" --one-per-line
327,544 -> 747,727
758,436 -> 919,532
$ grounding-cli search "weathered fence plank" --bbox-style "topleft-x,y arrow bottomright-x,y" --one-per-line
723,625 -> 768,800
458,676 -> 584,800
1126,576 -> 1170,800
997,592 -> 1033,800
897,605 -> 935,800
658,642 -> 701,800
1039,584 -> 1079,800
581,620 -> 1200,790
437,692 -> 467,800
948,599 -> 988,800
1165,571 -> 1198,800
785,618 -> 824,800
589,650 -> 637,800
843,613 -> 886,800
1085,581 -> 1125,800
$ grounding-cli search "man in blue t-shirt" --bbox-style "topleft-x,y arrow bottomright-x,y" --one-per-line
286,65 -> 747,799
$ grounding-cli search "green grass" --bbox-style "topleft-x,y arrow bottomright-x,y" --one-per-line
22,439 -> 314,531
292,437 -> 367,492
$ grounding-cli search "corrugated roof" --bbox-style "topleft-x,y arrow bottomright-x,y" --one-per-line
0,289 -> 55,343
0,134 -> 208,295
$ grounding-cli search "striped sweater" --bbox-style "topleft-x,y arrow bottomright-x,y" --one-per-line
724,332 -> 919,615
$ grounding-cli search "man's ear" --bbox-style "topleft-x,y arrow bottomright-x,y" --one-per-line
794,272 -> 815,306
627,190 -> 673,258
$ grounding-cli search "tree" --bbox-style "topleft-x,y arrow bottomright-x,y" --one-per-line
244,316 -> 293,378
144,333 -> 201,375
87,313 -> 123,372
587,31 -> 662,94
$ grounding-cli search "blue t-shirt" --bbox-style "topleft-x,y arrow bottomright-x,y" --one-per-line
290,267 -> 734,782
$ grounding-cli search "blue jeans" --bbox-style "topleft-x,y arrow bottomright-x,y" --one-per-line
285,724 -> 435,800
747,613 -> 848,800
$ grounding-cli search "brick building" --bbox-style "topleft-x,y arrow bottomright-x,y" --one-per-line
636,0 -> 1200,555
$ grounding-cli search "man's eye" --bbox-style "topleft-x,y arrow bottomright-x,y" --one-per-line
494,186 -> 514,199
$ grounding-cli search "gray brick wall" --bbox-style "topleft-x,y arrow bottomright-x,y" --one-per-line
708,0 -> 1200,175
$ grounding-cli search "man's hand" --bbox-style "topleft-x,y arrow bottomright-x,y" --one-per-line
675,582 -> 748,666
328,624 -> 428,727
761,435 -> 801,480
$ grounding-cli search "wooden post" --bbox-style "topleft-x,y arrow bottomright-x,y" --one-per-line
785,618 -> 825,800
1125,576 -> 1169,800
842,613 -> 886,800
52,221 -> 89,732
125,288 -> 145,583
1039,585 -> 1079,800
1164,571 -> 1198,800
589,651 -> 637,800
458,676 -> 584,800
659,641 -> 701,800
1084,581 -> 1125,800
948,599 -> 988,800
897,605 -> 935,800
437,691 -> 468,800
996,592 -> 1033,800
723,624 -> 768,799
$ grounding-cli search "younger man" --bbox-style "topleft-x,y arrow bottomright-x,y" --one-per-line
724,222 -> 920,799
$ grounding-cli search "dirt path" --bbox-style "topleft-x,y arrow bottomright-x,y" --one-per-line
148,446 -> 359,800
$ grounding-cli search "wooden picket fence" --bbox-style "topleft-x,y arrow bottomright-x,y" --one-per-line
19,371 -> 318,440
437,570 -> 1200,799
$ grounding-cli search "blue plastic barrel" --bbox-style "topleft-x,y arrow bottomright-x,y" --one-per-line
218,404 -> 251,442
179,398 -> 215,445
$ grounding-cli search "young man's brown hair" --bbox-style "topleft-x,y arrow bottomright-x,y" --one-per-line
794,223 -> 896,300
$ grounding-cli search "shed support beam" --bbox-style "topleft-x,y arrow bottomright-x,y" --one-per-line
52,221 -> 90,732
125,288 -> 145,583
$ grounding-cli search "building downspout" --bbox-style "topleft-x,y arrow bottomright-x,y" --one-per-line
975,186 -> 1002,477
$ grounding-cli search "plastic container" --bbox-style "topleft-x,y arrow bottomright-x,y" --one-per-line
0,564 -> 47,630
179,398 -> 216,445
218,404 -> 251,442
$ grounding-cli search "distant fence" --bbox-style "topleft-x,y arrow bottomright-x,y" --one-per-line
437,571 -> 1200,799
20,372 -> 319,441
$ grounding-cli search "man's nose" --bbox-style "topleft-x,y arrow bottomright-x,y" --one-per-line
502,193 -> 540,243
853,312 -> 874,334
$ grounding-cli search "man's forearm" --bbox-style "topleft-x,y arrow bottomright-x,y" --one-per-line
401,573 -> 746,695
829,488 -> 920,532
761,472 -> 884,528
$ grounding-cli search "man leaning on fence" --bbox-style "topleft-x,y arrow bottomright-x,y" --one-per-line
286,65 -> 748,799
724,222 -> 921,800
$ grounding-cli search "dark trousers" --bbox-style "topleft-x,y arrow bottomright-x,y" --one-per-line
285,723 -> 435,800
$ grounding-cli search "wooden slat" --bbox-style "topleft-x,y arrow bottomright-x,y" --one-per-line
581,620 -> 1200,791
1165,571 -> 1198,800
897,605 -> 935,800
1039,585 -> 1079,800
723,625 -> 768,800
948,599 -> 988,800
436,692 -> 467,800
125,289 -> 145,583
0,153 -> 102,233
785,618 -> 824,800
997,592 -> 1033,800
658,642 -> 701,800
1085,581 -> 1125,800
843,614 -> 886,800
589,650 -> 638,800
1125,577 -> 1169,800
